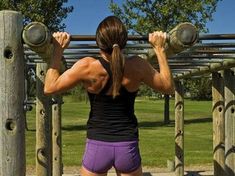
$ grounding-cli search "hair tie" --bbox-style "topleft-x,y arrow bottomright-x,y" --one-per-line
112,44 -> 119,48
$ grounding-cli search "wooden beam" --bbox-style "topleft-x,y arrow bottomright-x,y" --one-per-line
174,59 -> 235,80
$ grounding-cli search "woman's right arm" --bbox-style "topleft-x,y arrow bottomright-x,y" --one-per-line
140,31 -> 175,95
44,32 -> 91,95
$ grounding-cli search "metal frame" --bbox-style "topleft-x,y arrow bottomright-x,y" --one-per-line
24,33 -> 235,79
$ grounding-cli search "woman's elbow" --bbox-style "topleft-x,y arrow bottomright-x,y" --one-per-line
165,86 -> 175,95
44,87 -> 52,96
163,82 -> 175,95
44,86 -> 57,95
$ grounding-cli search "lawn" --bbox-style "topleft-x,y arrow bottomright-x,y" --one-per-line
26,96 -> 213,168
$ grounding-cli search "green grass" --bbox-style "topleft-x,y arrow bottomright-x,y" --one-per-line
26,97 -> 213,168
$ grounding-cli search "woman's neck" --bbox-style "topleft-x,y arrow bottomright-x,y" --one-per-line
100,50 -> 111,62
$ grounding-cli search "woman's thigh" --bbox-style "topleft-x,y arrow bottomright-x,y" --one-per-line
116,166 -> 143,176
80,166 -> 108,176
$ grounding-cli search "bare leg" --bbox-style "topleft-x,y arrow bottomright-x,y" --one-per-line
80,166 -> 108,176
115,166 -> 143,176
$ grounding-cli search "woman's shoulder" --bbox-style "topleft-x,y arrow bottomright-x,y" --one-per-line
78,56 -> 98,63
73,56 -> 99,67
125,55 -> 149,67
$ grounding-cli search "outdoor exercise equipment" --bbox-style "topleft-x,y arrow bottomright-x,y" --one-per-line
1,10 -> 235,176
22,21 -> 198,64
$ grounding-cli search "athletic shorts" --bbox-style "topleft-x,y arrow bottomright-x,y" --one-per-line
82,139 -> 141,174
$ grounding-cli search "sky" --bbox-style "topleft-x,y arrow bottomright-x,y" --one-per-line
63,0 -> 235,35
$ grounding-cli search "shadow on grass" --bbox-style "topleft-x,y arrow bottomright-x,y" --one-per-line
59,117 -> 212,131
184,117 -> 212,124
25,125 -> 87,132
62,125 -> 87,131
143,171 -> 213,176
139,121 -> 169,128
139,117 -> 212,129
185,171 -> 213,176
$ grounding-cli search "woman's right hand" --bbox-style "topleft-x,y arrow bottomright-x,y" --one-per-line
148,31 -> 167,49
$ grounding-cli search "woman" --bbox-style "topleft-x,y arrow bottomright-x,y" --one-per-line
44,16 -> 174,176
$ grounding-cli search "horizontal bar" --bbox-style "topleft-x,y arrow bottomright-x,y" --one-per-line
169,54 -> 235,59
24,49 -> 149,56
174,59 -> 235,80
24,43 -> 152,50
192,43 -> 235,48
26,58 -> 222,65
199,34 -> 235,40
24,42 -> 235,51
70,33 -> 235,41
26,54 -> 235,61
182,49 -> 235,54
168,59 -> 223,63
70,35 -> 150,41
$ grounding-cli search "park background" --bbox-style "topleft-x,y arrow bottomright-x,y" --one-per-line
24,0 -> 234,172
1,0 -> 234,174
26,0 -> 233,172
63,0 -> 235,34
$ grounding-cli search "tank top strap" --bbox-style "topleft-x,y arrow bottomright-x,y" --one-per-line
98,57 -> 113,94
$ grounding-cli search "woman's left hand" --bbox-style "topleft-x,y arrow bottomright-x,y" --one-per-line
149,31 -> 167,49
53,32 -> 71,52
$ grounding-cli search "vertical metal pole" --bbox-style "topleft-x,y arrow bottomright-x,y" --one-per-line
36,63 -> 52,176
52,96 -> 63,176
212,71 -> 225,176
0,10 -> 26,176
174,81 -> 184,176
164,94 -> 170,124
224,68 -> 235,176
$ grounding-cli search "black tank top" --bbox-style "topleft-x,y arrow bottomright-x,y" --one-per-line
86,57 -> 139,142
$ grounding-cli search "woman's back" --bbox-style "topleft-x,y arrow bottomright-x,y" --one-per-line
82,55 -> 144,95
86,56 -> 139,142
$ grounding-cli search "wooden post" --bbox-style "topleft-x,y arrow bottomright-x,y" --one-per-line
224,68 -> 235,176
174,81 -> 184,176
164,94 -> 170,124
212,71 -> 225,176
36,63 -> 52,176
52,96 -> 63,176
0,10 -> 26,176
24,21 -> 67,176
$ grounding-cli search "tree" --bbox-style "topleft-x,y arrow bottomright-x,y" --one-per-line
109,0 -> 219,101
109,0 -> 222,33
0,0 -> 73,31
184,77 -> 212,100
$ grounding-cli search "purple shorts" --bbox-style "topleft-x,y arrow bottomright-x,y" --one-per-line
82,139 -> 141,174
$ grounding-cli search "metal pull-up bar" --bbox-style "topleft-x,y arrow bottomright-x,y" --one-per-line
22,21 -> 199,63
22,22 -> 198,43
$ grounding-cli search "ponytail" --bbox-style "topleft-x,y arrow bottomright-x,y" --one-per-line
111,44 -> 124,98
95,16 -> 127,98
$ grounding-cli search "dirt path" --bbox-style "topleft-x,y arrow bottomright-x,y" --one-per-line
26,164 -> 213,176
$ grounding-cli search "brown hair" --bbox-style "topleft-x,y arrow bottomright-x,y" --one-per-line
96,16 -> 127,98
